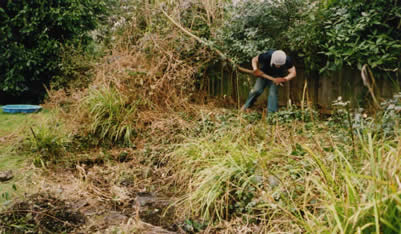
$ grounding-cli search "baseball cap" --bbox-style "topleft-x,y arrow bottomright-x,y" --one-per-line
271,50 -> 286,67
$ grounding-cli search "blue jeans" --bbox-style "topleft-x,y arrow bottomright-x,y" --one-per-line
243,78 -> 278,113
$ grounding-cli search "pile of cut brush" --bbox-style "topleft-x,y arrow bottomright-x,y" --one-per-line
0,193 -> 85,233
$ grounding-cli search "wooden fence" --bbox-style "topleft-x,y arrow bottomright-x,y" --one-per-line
205,64 -> 401,112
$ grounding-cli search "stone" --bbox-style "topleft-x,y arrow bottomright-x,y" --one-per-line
135,192 -> 156,207
0,170 -> 13,182
104,211 -> 128,226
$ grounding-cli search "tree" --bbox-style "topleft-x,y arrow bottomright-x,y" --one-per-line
0,0 -> 107,103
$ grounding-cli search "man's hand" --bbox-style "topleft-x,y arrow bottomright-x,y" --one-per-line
253,69 -> 264,77
273,78 -> 286,85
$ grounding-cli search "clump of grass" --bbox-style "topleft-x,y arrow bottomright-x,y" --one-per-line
26,118 -> 72,166
168,120 -> 289,224
176,137 -> 261,221
163,105 -> 401,232
307,131 -> 401,233
82,86 -> 141,146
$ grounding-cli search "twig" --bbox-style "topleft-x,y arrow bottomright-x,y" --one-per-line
30,127 -> 39,146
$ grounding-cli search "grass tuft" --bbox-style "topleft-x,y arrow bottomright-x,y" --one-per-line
82,86 -> 140,146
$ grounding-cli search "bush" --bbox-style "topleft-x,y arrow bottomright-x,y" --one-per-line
218,0 -> 305,63
0,0 -> 107,102
288,0 -> 401,73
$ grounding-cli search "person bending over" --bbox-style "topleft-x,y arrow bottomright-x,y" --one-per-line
241,50 -> 296,113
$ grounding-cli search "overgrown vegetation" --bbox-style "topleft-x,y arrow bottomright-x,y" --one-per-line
165,99 -> 401,232
219,0 -> 401,74
218,0 -> 305,63
82,86 -> 140,146
2,0 -> 401,233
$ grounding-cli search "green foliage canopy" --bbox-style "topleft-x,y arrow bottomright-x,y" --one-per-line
218,0 -> 304,64
288,0 -> 401,73
219,0 -> 400,73
0,0 -> 107,102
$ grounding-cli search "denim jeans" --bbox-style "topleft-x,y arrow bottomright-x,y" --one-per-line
243,77 -> 278,113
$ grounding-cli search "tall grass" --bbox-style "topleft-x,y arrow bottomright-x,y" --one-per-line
172,135 -> 264,221
166,107 -> 401,232
168,119 -> 297,227
26,117 -> 72,166
310,130 -> 401,233
83,86 -> 138,145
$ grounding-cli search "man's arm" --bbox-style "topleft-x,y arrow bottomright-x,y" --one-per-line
284,66 -> 296,81
252,55 -> 276,82
252,56 -> 259,70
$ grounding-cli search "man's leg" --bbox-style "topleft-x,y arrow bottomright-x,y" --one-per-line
267,81 -> 278,113
242,78 -> 268,110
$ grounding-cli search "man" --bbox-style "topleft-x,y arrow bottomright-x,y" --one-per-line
241,50 -> 296,113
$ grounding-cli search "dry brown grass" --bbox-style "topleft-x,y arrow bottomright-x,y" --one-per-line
45,1 -> 221,147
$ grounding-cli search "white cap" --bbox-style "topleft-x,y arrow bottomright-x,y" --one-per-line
271,50 -> 286,67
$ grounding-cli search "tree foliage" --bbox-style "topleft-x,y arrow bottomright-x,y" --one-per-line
0,0 -> 107,102
219,0 -> 401,73
288,0 -> 401,73
218,0 -> 304,64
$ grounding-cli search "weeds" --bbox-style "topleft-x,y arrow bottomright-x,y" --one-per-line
26,119 -> 72,166
160,104 -> 401,232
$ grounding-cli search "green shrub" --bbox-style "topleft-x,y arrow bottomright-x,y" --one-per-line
288,0 -> 401,73
218,0 -> 305,63
0,0 -> 107,102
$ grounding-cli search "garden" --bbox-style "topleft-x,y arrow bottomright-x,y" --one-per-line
1,0 -> 400,233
